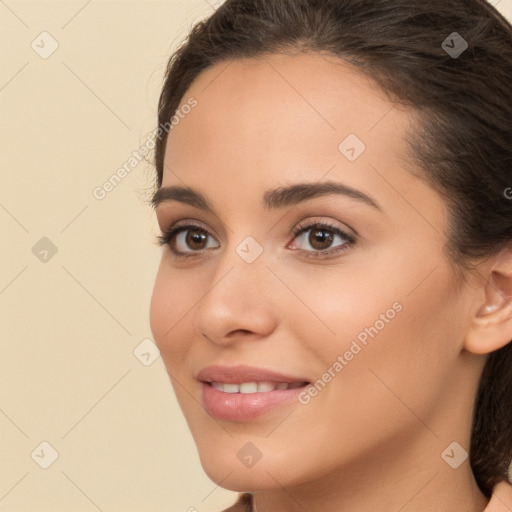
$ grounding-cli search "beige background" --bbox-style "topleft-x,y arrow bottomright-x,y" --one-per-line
1,1 -> 511,511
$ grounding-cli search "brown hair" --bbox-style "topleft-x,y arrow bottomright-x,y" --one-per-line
153,0 -> 512,497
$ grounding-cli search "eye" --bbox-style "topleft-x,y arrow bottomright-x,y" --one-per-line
156,222 -> 219,258
288,221 -> 356,259
156,219 -> 356,260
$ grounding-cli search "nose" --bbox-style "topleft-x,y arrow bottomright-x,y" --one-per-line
193,251 -> 279,346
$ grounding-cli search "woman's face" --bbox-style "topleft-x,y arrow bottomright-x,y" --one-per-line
150,53 -> 483,491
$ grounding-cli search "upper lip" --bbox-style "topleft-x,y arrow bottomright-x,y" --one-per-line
197,364 -> 310,384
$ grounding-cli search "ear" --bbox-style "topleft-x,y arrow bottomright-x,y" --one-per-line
464,248 -> 512,355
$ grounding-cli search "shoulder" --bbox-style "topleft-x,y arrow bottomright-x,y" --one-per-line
485,480 -> 512,511
219,493 -> 254,512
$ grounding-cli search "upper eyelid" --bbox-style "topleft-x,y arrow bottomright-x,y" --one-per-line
168,219 -> 219,238
164,218 -> 351,235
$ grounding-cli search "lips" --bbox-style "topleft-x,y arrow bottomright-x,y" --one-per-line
197,364 -> 310,385
197,364 -> 311,421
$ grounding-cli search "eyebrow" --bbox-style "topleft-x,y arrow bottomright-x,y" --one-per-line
151,180 -> 383,214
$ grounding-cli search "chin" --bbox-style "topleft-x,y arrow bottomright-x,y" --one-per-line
195,437 -> 317,492
200,457 -> 285,492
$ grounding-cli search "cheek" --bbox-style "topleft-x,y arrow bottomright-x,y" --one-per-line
252,265 -> 460,478
149,262 -> 195,368
288,253 -> 461,412
281,263 -> 399,364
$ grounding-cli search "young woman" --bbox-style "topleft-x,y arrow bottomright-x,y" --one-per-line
148,1 -> 512,510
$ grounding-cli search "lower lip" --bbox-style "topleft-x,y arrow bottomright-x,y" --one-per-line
201,382 -> 308,421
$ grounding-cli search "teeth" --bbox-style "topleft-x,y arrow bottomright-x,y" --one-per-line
210,381 -> 306,393
240,382 -> 258,393
257,381 -> 276,392
223,383 -> 240,394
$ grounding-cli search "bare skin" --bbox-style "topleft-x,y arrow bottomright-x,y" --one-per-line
150,52 -> 512,512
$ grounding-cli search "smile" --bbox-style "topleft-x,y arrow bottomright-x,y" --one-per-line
197,364 -> 311,421
208,381 -> 308,393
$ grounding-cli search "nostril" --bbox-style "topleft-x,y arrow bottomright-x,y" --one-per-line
229,329 -> 252,336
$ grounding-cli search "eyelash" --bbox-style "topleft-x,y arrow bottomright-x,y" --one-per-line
156,220 -> 356,260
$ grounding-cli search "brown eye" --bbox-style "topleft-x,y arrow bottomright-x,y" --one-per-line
289,221 -> 356,258
173,227 -> 219,253
157,223 -> 220,257
184,229 -> 209,250
307,227 -> 335,250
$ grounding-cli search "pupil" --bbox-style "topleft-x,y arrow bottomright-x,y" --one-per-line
187,230 -> 207,249
310,228 -> 333,250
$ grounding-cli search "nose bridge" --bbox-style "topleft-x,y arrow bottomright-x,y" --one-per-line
211,223 -> 271,294
193,234 -> 279,341
201,238 -> 270,312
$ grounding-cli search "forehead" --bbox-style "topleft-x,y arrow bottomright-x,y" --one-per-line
163,52 -> 414,178
170,53 -> 401,141
162,54 -> 444,216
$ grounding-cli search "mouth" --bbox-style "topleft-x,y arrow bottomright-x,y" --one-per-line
197,365 -> 311,421
206,381 -> 309,393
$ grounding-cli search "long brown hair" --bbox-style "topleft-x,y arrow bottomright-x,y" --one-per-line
153,0 -> 512,497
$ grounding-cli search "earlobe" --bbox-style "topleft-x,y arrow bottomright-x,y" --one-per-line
464,249 -> 512,355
